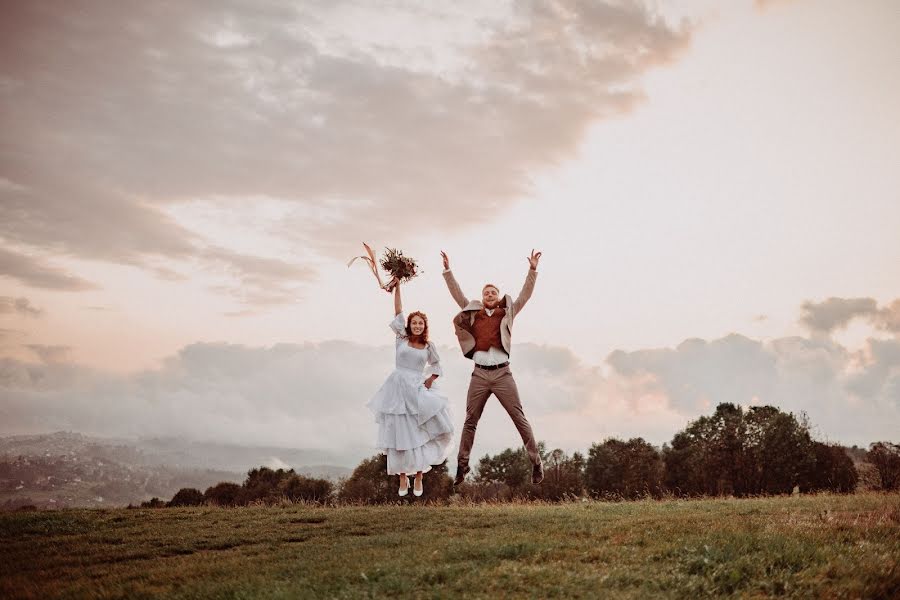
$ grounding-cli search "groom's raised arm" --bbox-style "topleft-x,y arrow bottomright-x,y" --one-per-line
511,269 -> 537,314
441,251 -> 469,309
512,250 -> 541,314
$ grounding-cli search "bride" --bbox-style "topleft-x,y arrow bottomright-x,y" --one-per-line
366,277 -> 454,497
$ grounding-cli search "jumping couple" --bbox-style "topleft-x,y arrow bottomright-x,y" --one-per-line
366,250 -> 544,496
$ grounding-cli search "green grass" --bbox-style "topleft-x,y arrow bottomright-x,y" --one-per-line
2,493 -> 899,599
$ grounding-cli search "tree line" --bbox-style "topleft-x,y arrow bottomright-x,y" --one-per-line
137,466 -> 333,508
146,403 -> 900,507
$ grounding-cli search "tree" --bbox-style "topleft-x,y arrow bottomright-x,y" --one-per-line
662,431 -> 708,496
238,467 -> 291,504
663,406 -> 741,496
339,455 -> 393,504
418,461 -> 453,502
664,403 -> 818,496
541,449 -> 585,500
706,403 -> 749,495
476,447 -> 531,490
471,443 -> 549,500
807,442 -> 858,493
743,406 -> 815,495
279,474 -> 333,503
586,438 -> 663,499
338,455 -> 451,504
198,468 -> 334,506
866,442 -> 900,491
203,482 -> 242,506
167,488 -> 203,507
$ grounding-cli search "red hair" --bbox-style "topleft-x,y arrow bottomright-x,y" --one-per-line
406,311 -> 429,344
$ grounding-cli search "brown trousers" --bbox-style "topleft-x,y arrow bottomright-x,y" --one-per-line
457,365 -> 541,467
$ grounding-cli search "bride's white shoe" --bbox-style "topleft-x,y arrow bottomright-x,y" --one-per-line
398,475 -> 409,497
413,475 -> 423,497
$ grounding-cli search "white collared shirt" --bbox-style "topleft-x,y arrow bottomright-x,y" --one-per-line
473,345 -> 509,366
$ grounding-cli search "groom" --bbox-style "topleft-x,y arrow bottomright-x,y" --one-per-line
441,249 -> 544,486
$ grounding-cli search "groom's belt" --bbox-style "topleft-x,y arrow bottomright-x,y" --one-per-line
474,361 -> 509,371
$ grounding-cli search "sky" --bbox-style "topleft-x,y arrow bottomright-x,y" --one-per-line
1,0 -> 898,466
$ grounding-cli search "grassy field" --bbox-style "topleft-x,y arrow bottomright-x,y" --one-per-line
2,493 -> 898,599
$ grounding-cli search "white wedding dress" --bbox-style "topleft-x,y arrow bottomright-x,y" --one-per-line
366,312 -> 454,474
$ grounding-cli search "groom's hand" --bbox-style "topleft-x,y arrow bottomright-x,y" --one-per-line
528,249 -> 542,270
441,250 -> 450,271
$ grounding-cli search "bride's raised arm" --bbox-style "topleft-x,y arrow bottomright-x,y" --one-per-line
392,277 -> 402,316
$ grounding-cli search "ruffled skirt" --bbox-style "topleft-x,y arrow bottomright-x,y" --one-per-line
366,367 -> 454,474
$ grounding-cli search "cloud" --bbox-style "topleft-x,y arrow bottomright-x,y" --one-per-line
0,247 -> 98,291
874,299 -> 900,333
754,0 -> 798,11
799,296 -> 900,336
608,334 -> 779,414
845,338 -> 900,402
0,337 -> 686,465
0,341 -> 400,465
201,246 -> 316,306
0,176 -> 197,264
3,319 -> 898,466
799,297 -> 878,334
1,0 -> 691,302
0,296 -> 44,317
607,332 -> 898,443
0,167 -> 312,303
25,344 -> 72,364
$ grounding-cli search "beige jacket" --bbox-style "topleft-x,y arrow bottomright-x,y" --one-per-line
443,268 -> 538,359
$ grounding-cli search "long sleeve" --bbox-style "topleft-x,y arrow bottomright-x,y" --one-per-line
389,312 -> 407,344
424,342 -> 443,378
511,269 -> 538,314
442,269 -> 469,309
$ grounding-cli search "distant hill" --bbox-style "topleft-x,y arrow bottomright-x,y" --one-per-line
0,432 -> 353,509
129,435 -> 356,474
297,464 -> 355,480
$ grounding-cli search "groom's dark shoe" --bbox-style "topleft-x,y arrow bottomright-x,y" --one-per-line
532,462 -> 544,485
453,464 -> 470,486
